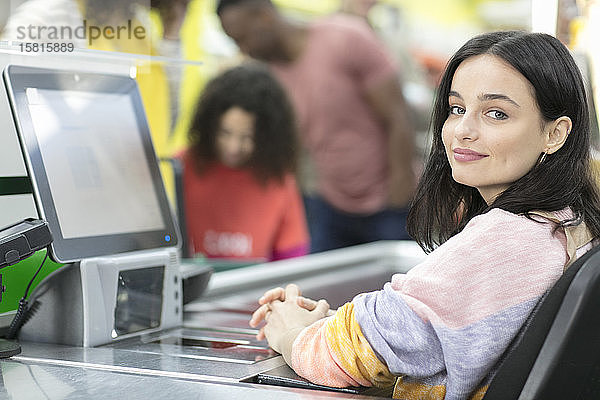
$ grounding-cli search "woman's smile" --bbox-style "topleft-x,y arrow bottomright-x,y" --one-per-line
452,147 -> 488,162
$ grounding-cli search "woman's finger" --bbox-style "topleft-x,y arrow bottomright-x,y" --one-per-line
258,287 -> 285,305
313,299 -> 330,317
256,326 -> 266,341
249,303 -> 271,327
297,296 -> 318,310
284,283 -> 301,302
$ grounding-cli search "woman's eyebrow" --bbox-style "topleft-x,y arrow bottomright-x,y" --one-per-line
448,90 -> 462,99
478,93 -> 520,107
448,90 -> 520,108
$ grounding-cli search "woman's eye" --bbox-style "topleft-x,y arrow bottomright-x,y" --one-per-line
449,105 -> 465,115
486,110 -> 508,120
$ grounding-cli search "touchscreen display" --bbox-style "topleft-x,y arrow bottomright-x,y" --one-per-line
4,65 -> 178,263
113,266 -> 164,337
25,88 -> 165,238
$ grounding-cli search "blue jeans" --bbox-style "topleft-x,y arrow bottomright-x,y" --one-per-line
303,195 -> 411,254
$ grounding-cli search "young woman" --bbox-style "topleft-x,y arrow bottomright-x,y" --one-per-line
182,63 -> 309,261
249,31 -> 600,399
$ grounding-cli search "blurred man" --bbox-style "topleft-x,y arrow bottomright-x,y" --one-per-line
217,0 -> 417,252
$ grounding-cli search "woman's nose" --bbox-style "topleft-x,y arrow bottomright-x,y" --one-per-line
454,112 -> 478,141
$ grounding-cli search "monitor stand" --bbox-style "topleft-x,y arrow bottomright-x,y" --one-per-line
18,248 -> 182,347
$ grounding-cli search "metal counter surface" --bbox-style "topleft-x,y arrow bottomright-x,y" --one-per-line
0,358 -> 388,399
5,241 -> 426,399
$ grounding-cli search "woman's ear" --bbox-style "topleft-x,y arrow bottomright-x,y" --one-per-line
545,116 -> 572,154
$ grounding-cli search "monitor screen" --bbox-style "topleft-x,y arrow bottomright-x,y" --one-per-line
4,65 -> 179,263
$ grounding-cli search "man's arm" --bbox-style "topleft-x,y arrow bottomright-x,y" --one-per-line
364,76 -> 417,208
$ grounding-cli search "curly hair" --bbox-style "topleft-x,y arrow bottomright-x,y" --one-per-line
188,62 -> 298,184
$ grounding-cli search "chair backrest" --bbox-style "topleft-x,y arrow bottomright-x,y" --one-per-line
483,244 -> 600,399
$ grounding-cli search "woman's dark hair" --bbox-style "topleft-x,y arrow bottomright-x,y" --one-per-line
188,62 -> 298,184
408,31 -> 600,252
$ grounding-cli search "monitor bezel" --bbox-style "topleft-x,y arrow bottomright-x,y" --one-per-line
3,65 -> 179,263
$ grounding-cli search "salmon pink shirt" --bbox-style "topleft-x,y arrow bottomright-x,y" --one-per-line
182,152 -> 309,261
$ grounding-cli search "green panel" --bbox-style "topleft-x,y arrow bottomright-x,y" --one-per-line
0,177 -> 33,196
0,249 -> 64,314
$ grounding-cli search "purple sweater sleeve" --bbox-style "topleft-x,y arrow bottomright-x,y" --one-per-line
353,208 -> 568,399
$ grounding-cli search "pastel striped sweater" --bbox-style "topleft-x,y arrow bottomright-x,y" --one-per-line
290,208 -> 595,399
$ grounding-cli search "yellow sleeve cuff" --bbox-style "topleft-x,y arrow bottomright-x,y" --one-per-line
325,302 -> 396,388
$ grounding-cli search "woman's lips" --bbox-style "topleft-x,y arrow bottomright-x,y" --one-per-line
453,148 -> 488,162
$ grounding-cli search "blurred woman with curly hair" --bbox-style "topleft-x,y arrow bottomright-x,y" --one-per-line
182,62 -> 309,261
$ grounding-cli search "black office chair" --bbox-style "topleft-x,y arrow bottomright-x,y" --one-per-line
483,244 -> 600,399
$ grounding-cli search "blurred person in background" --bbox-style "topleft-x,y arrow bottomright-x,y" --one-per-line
217,0 -> 417,253
1,0 -> 190,151
181,63 -> 309,261
1,0 -> 189,55
338,0 -> 435,173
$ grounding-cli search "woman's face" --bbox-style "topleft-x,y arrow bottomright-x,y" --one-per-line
216,107 -> 255,168
442,54 -> 550,204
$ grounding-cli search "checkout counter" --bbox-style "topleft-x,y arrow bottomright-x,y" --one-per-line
0,47 -> 426,399
7,241 -> 425,399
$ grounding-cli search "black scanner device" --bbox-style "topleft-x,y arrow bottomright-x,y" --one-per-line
0,218 -> 53,358
0,218 -> 52,269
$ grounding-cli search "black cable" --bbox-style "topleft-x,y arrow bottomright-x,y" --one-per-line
5,249 -> 48,339
23,250 -> 47,299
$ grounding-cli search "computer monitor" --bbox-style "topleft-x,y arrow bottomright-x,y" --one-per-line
3,65 -> 179,263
